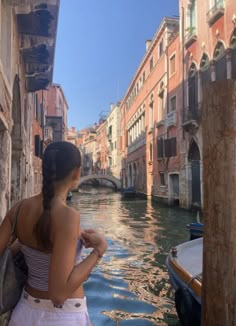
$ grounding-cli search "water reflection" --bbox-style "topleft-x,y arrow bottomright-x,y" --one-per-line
70,186 -> 195,325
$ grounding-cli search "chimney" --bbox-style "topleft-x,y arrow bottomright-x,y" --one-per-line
146,39 -> 152,51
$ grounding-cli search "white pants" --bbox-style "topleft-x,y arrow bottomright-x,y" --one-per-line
9,290 -> 91,326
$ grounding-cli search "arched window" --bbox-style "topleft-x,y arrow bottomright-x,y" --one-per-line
213,41 -> 227,80
230,28 -> 236,79
188,63 -> 198,113
200,53 -> 211,87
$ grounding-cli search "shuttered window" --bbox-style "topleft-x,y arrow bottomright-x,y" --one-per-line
165,138 -> 177,158
157,137 -> 176,158
157,138 -> 164,158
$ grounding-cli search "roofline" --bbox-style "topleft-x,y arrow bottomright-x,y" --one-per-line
120,16 -> 179,106
51,82 -> 69,109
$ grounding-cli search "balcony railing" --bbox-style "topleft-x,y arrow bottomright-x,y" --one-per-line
207,0 -> 224,26
182,108 -> 200,132
127,131 -> 146,154
166,111 -> 177,128
185,27 -> 197,49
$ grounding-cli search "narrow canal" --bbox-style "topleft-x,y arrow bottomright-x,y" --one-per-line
70,186 -> 196,326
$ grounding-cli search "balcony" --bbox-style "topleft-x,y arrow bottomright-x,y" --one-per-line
185,27 -> 197,49
182,108 -> 200,132
156,119 -> 165,128
207,0 -> 224,26
166,111 -> 177,128
127,131 -> 146,154
7,0 -> 60,92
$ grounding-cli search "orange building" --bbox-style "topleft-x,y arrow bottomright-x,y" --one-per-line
179,0 -> 236,209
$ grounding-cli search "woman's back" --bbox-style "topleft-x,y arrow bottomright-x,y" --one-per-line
0,141 -> 107,326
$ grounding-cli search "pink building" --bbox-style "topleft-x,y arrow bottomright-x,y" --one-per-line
179,0 -> 236,209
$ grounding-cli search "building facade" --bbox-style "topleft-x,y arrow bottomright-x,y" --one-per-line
0,0 -> 59,221
43,84 -> 69,142
180,0 -> 236,208
106,102 -> 121,179
94,120 -> 107,174
120,17 -> 181,203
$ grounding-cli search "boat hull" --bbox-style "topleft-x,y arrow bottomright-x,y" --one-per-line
166,238 -> 202,326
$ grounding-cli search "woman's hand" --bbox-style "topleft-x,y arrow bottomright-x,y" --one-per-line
81,229 -> 107,255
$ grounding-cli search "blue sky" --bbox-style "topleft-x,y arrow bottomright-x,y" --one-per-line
53,0 -> 179,130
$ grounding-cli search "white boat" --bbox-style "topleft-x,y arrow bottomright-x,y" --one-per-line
166,237 -> 202,326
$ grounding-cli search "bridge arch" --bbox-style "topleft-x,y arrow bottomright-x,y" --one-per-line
77,174 -> 121,190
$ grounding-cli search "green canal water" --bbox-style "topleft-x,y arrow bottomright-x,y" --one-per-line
70,186 -> 196,326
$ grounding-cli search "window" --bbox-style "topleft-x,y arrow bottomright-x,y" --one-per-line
108,125 -> 112,137
34,93 -> 39,121
160,172 -> 165,186
231,28 -> 236,79
200,53 -> 211,87
213,41 -> 227,80
207,0 -> 225,25
35,135 -> 41,158
150,57 -> 154,71
165,137 -> 177,158
170,96 -> 177,111
170,54 -> 176,75
188,0 -> 196,30
158,82 -> 165,121
157,137 -> 176,159
188,63 -> 198,112
157,137 -> 164,158
149,95 -> 154,129
149,143 -> 153,162
143,71 -> 146,83
159,39 -> 163,57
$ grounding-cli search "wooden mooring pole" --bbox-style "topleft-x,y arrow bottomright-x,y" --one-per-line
202,80 -> 236,325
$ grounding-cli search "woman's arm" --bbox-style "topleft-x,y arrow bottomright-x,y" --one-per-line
48,208 -> 107,304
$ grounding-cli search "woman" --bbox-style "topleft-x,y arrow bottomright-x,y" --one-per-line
0,141 -> 107,325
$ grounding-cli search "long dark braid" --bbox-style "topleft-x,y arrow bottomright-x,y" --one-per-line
34,141 -> 81,250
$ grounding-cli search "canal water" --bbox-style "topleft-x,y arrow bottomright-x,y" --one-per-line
70,186 -> 196,326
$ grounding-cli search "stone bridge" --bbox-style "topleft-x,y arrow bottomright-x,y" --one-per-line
77,174 -> 121,190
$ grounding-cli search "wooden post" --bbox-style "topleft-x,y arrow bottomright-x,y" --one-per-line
202,80 -> 236,325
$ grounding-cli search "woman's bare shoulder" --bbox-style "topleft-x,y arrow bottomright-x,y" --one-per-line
51,204 -> 80,234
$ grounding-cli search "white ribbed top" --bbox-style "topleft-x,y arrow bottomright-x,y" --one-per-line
21,239 -> 83,291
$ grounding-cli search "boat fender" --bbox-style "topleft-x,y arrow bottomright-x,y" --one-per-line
175,287 -> 200,326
